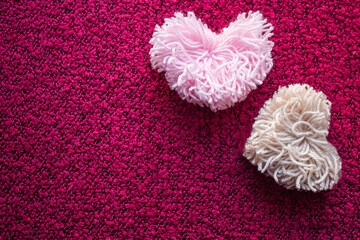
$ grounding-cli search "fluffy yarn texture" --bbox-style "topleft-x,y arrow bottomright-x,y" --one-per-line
2,0 -> 360,238
243,84 -> 342,192
149,11 -> 274,111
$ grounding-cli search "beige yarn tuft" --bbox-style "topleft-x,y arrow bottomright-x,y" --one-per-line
243,84 -> 341,192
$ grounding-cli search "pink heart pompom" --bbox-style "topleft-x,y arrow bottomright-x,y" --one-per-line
149,11 -> 274,111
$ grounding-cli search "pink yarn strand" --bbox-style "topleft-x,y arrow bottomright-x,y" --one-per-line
150,11 -> 274,111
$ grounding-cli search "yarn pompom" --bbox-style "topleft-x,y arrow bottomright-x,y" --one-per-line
149,11 -> 274,111
243,84 -> 341,192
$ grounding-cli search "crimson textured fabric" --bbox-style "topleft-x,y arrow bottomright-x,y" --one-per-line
1,0 -> 359,239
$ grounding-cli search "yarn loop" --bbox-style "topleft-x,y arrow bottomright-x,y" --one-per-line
150,11 -> 274,111
243,84 -> 342,192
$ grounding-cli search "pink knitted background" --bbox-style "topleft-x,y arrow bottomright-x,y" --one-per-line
1,0 -> 359,239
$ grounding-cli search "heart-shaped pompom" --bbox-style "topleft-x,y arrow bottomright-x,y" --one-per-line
149,11 -> 274,111
243,84 -> 342,192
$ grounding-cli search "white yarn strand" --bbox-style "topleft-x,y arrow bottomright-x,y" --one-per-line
243,84 -> 342,192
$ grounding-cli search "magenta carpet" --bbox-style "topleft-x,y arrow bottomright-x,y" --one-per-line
1,0 -> 359,239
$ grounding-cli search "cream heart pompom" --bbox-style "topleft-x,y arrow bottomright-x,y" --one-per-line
243,84 -> 342,192
149,11 -> 274,111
